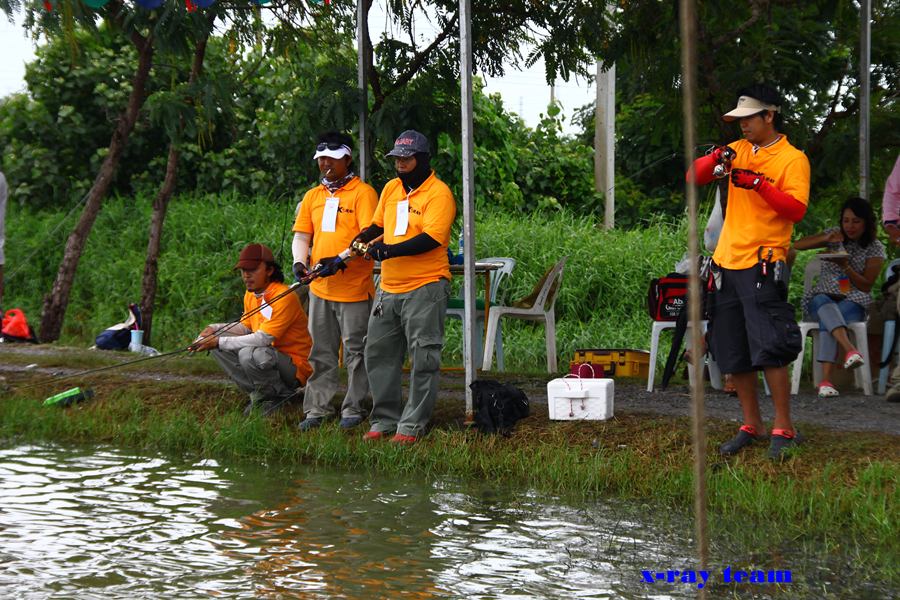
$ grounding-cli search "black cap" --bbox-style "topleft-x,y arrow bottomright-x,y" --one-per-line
385,130 -> 430,158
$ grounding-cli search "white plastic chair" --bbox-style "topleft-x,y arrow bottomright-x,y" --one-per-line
877,258 -> 900,393
646,320 -> 722,392
791,257 -> 872,395
481,257 -> 566,373
445,257 -> 516,369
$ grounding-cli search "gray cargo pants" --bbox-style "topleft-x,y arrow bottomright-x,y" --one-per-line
211,346 -> 301,403
303,292 -> 372,419
364,279 -> 450,437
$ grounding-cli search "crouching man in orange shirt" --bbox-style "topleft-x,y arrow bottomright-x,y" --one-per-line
192,243 -> 312,416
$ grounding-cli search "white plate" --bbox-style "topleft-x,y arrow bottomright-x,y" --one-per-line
817,253 -> 850,260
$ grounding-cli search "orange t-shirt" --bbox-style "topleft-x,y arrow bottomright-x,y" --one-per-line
372,172 -> 456,293
713,136 -> 811,270
241,281 -> 313,383
293,177 -> 377,302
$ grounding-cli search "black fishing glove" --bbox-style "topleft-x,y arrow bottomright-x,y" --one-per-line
315,256 -> 347,278
353,225 -> 384,245
292,262 -> 309,282
366,241 -> 393,262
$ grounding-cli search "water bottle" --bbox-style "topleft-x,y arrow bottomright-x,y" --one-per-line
44,387 -> 95,408
454,231 -> 465,265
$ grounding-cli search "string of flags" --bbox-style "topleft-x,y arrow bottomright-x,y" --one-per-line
41,0 -> 331,12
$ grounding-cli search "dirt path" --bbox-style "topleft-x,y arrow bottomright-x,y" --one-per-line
2,344 -> 898,436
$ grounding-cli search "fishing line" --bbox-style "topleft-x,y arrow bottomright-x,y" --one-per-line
12,275 -> 316,391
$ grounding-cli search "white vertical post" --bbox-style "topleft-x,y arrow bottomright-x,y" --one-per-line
594,60 -> 615,229
859,0 -> 871,199
459,0 -> 477,419
357,0 -> 368,181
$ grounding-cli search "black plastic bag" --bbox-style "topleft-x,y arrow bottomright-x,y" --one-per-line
470,379 -> 530,436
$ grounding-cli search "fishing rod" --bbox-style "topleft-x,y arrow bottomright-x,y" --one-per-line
12,236 -> 382,392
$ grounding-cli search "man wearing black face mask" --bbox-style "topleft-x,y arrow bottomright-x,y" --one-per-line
353,130 -> 456,444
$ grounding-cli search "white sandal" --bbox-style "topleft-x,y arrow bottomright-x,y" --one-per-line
817,381 -> 839,398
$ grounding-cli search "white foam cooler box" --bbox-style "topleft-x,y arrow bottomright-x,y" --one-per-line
546,377 -> 614,420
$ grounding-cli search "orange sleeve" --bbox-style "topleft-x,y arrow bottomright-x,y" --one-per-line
357,184 -> 378,231
257,292 -> 302,340
292,188 -> 316,234
420,185 -> 455,245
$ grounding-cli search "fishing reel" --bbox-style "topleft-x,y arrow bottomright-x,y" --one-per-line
350,239 -> 375,258
712,146 -> 737,179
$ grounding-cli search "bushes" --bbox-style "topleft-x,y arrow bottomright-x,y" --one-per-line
6,195 -> 691,370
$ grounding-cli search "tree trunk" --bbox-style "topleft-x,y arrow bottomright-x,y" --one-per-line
139,144 -> 179,345
139,33 -> 210,346
39,34 -> 154,342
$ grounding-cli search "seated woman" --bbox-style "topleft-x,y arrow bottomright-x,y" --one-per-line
793,197 -> 885,397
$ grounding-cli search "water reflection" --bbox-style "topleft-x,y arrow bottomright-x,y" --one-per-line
0,444 -> 887,599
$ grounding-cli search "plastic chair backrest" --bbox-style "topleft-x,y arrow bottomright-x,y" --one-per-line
513,257 -> 567,312
802,256 -> 822,296
480,257 -> 517,303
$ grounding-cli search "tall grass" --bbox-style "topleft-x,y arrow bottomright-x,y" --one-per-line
0,193 -> 869,371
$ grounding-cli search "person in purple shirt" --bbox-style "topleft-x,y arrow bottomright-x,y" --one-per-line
881,155 -> 900,244
880,154 -> 900,402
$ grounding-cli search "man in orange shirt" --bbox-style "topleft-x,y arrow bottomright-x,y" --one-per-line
292,132 -> 378,431
192,243 -> 312,416
354,130 -> 456,444
687,83 -> 810,460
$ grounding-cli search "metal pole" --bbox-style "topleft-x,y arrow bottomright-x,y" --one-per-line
594,60 -> 616,229
679,0 -> 709,596
357,0 -> 369,181
859,0 -> 871,199
459,0 -> 477,420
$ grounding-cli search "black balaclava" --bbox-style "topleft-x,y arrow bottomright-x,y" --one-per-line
398,152 -> 432,192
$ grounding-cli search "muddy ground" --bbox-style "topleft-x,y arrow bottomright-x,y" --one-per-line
2,343 -> 898,436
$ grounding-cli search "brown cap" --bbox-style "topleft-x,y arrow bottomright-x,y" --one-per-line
234,243 -> 275,270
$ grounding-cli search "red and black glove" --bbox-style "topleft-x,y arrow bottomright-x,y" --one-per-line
730,168 -> 765,190
686,145 -> 734,185
731,169 -> 806,222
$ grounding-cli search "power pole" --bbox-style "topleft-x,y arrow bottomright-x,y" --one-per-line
594,60 -> 615,229
859,0 -> 871,198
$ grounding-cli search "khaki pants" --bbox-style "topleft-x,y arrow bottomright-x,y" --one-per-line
364,279 -> 450,437
212,346 -> 300,403
303,293 -> 372,419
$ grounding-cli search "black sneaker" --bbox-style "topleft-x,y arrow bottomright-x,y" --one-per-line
298,417 -> 325,431
257,397 -> 291,417
719,425 -> 765,456
339,415 -> 364,429
768,430 -> 803,461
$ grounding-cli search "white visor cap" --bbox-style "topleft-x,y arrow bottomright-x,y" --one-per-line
313,145 -> 352,160
722,96 -> 781,122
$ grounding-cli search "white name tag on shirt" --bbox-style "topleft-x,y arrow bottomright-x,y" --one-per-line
394,199 -> 409,236
321,197 -> 339,232
260,301 -> 273,320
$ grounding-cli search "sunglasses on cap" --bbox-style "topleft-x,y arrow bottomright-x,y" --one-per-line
316,142 -> 351,152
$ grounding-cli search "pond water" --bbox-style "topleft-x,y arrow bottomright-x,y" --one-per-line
0,444 -> 890,599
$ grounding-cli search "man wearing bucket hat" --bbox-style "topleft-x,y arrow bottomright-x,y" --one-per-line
353,129 -> 455,444
191,243 -> 312,416
292,131 -> 378,431
686,83 -> 811,460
